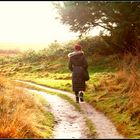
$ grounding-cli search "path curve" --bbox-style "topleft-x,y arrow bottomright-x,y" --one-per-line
15,80 -> 125,139
23,88 -> 88,139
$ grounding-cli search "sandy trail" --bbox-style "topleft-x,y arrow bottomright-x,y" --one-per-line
15,80 -> 125,139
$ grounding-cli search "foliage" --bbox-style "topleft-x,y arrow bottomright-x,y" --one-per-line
54,1 -> 140,54
18,49 -> 40,63
77,36 -> 114,55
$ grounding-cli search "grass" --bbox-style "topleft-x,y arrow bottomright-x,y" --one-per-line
11,72 -> 72,92
85,67 -> 140,138
85,117 -> 97,138
12,70 -> 140,138
0,76 -> 55,138
25,90 -> 55,138
1,51 -> 140,138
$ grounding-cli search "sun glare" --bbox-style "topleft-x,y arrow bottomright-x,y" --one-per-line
0,1 -> 101,51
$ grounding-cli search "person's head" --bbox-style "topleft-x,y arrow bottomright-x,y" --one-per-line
74,44 -> 82,51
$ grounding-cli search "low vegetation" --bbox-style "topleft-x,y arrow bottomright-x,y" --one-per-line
0,76 -> 54,138
0,1 -> 140,138
0,36 -> 140,138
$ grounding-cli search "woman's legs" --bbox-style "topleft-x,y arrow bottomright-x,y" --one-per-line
79,91 -> 84,102
75,91 -> 84,103
75,91 -> 79,103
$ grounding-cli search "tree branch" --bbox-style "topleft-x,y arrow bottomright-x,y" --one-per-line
91,22 -> 112,31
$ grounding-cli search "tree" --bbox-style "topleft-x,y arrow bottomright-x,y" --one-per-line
54,1 -> 140,54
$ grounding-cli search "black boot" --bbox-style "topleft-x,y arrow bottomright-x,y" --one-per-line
76,96 -> 79,103
79,92 -> 84,102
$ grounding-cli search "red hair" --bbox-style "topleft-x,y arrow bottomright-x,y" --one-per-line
74,44 -> 82,51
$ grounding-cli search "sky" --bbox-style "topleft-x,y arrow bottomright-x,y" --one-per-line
0,1 -> 101,51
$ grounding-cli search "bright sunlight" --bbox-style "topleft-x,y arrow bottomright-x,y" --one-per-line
0,1 -> 101,51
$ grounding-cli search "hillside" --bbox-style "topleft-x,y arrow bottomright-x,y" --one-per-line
0,36 -> 140,138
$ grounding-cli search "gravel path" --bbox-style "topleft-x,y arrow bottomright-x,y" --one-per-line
23,88 -> 88,139
15,80 -> 125,139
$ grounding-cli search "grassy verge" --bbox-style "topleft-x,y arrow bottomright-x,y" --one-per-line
85,117 -> 97,138
0,76 -> 55,138
27,90 -> 55,138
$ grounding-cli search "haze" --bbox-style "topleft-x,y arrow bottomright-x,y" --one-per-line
0,1 -> 101,51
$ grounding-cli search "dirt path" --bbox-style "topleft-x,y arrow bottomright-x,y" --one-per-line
23,88 -> 88,139
15,80 -> 125,139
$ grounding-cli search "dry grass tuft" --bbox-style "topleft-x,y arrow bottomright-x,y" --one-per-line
0,76 -> 52,138
92,53 -> 140,137
95,53 -> 140,123
95,53 -> 140,95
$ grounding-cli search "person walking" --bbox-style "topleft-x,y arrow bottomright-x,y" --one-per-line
68,44 -> 89,103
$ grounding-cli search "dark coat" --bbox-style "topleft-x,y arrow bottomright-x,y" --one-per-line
68,51 -> 88,92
